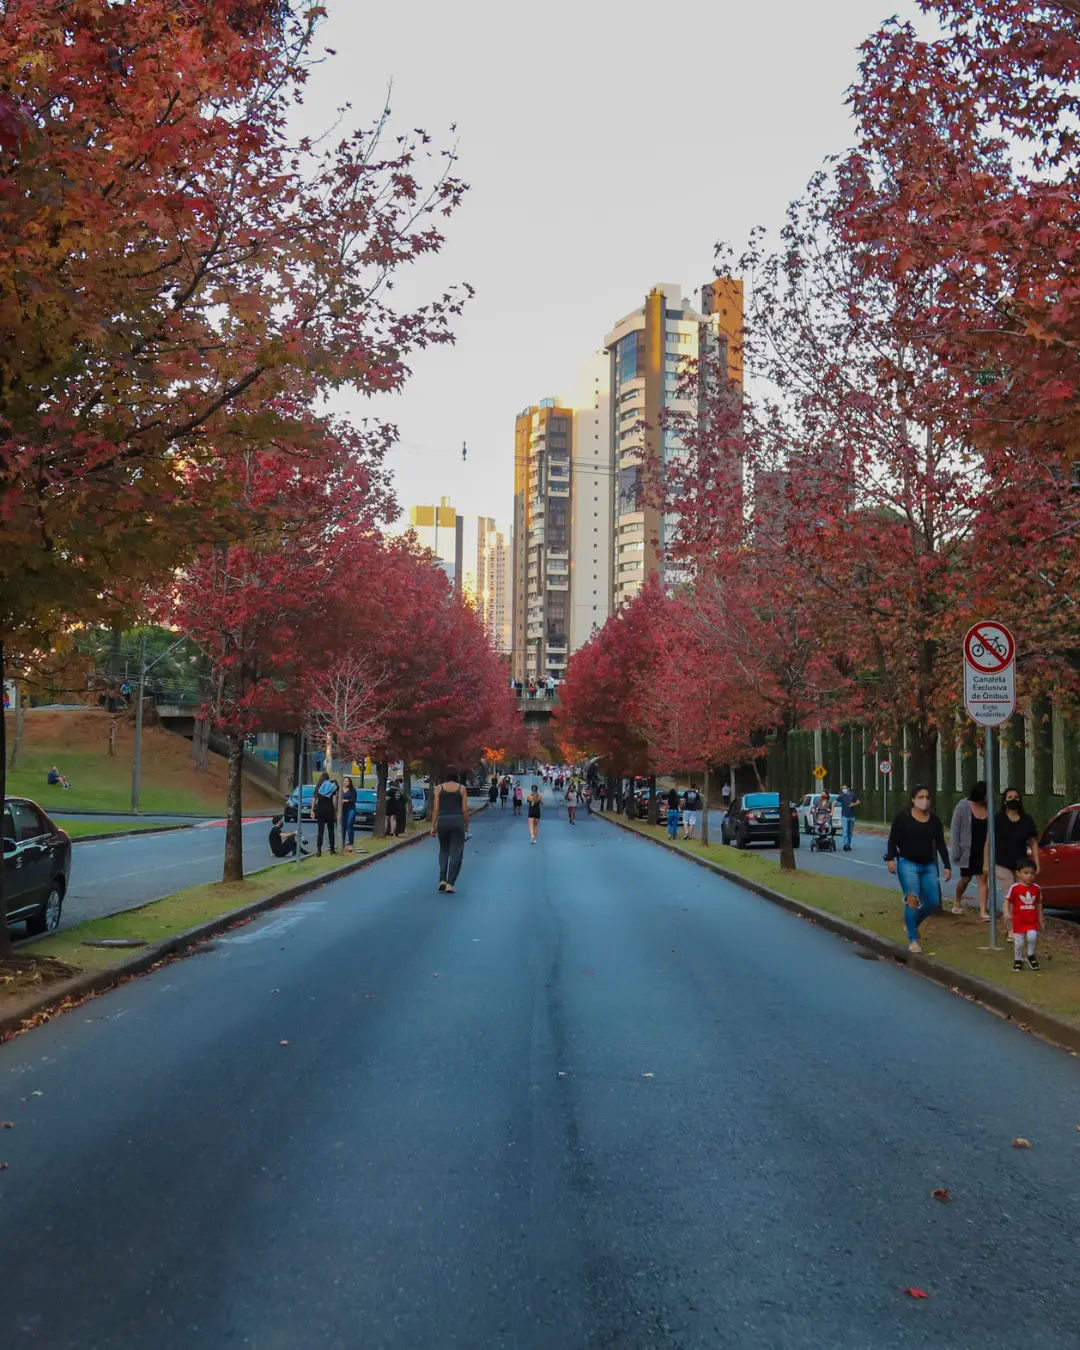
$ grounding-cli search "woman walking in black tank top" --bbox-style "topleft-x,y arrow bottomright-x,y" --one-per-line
430,766 -> 469,893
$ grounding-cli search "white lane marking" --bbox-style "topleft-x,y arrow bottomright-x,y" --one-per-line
219,904 -> 327,944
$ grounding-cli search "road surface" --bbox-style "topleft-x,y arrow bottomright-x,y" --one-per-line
2,791 -> 1078,1348
53,817 -> 281,931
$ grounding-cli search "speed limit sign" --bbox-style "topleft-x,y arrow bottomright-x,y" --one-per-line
878,760 -> 893,775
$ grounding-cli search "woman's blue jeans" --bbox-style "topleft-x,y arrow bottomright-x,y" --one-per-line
896,858 -> 941,941
667,809 -> 679,838
341,807 -> 356,847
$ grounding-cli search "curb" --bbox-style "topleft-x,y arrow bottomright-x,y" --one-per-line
70,823 -> 196,845
0,820 -> 445,1042
601,813 -> 1080,1057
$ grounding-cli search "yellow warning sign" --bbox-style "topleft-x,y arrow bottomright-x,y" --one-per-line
812,764 -> 827,780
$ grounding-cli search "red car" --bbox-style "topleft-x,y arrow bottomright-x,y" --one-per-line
1038,805 -> 1080,908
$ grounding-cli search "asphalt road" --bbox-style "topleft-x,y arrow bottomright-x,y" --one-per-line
3,792 -> 1080,1349
57,817 -> 285,929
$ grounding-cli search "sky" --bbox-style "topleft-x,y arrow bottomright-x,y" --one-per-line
296,0 -> 924,529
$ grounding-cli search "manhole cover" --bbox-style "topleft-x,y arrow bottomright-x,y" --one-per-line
81,938 -> 148,949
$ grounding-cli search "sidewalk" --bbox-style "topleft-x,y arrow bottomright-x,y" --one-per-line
599,812 -> 1080,1051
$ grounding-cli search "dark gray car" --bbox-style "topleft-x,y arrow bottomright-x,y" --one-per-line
3,796 -> 72,935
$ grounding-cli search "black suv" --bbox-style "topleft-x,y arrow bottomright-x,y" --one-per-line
721,793 -> 800,849
3,797 -> 72,934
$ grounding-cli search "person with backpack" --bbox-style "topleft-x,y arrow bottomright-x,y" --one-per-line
313,771 -> 339,856
682,785 -> 703,841
513,781 -> 524,816
499,777 -> 510,810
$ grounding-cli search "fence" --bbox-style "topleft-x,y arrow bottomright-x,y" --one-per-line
767,698 -> 1079,832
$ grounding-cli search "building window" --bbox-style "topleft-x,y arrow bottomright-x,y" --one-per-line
615,329 -> 644,387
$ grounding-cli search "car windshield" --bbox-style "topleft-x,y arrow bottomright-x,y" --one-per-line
744,793 -> 779,808
356,791 -> 377,804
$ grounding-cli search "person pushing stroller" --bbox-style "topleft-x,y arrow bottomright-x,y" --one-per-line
810,791 -> 836,852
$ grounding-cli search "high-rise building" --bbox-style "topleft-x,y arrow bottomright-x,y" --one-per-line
474,516 -> 511,655
570,352 -> 613,651
408,498 -> 463,593
604,279 -> 743,606
512,398 -> 573,682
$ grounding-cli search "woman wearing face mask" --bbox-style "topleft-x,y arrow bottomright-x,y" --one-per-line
886,784 -> 952,954
990,787 -> 1040,918
949,780 -> 989,919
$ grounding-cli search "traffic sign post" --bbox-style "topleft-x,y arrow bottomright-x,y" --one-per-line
964,622 -> 1016,950
878,760 -> 893,823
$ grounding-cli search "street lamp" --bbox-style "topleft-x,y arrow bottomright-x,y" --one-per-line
131,634 -> 190,814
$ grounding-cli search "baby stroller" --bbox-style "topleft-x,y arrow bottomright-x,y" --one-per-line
809,806 -> 836,852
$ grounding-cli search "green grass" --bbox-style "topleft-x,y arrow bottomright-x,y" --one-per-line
619,819 -> 1080,1026
60,820 -> 180,839
4,709 -> 280,815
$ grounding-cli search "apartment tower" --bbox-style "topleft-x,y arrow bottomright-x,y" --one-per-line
512,400 -> 573,682
605,279 -> 743,606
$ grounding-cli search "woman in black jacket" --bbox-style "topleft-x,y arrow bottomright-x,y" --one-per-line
885,784 -> 952,954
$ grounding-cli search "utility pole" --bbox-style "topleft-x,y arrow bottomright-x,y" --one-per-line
130,634 -> 188,815
130,634 -> 147,814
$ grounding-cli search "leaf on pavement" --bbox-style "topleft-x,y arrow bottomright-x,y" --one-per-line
903,1287 -> 930,1299
0,1162 -> 8,1170
1012,1137 -> 1032,1148
432,973 -> 440,978
641,1072 -> 655,1078
279,1039 -> 289,1046
931,1188 -> 949,1202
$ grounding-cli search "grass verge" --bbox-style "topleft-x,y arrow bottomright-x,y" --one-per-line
1,825 -> 428,1007
61,820 -> 179,840
618,818 -> 1080,1026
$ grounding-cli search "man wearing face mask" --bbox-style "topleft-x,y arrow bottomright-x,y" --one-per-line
989,787 -> 1040,916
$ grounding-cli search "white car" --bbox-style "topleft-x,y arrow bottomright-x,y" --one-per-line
796,793 -> 843,835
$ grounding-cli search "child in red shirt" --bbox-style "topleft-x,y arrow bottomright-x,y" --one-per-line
1004,858 -> 1042,972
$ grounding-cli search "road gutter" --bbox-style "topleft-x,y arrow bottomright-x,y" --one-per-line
602,813 -> 1080,1057
70,823 -> 196,845
1,811 -> 470,1041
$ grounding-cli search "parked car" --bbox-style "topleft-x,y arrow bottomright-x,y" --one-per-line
796,793 -> 842,835
1038,804 -> 1080,908
410,786 -> 428,821
353,789 -> 378,830
721,793 -> 800,849
284,784 -> 317,823
3,797 -> 72,935
636,789 -> 682,824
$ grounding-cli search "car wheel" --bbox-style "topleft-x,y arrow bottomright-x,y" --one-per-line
26,882 -> 64,936
735,827 -> 748,849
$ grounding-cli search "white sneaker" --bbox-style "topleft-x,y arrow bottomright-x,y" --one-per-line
908,940 -> 922,954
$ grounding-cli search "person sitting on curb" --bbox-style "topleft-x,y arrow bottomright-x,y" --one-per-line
47,764 -> 71,789
268,815 -> 309,859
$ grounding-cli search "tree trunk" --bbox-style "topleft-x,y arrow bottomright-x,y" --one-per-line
776,722 -> 797,872
701,764 -> 710,846
374,760 -> 389,835
222,732 -> 245,883
910,722 -> 937,794
403,765 -> 413,824
647,774 -> 658,826
7,678 -> 24,771
0,640 -> 12,959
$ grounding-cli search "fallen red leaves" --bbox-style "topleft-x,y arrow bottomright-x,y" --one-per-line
903,1287 -> 930,1300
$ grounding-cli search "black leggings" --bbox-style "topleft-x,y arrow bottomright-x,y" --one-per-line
316,816 -> 336,852
437,819 -> 465,885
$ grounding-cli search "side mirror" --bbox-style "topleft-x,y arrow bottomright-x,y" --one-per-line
3,836 -> 17,854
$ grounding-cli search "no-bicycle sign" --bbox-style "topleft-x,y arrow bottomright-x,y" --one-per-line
963,621 -> 1015,727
